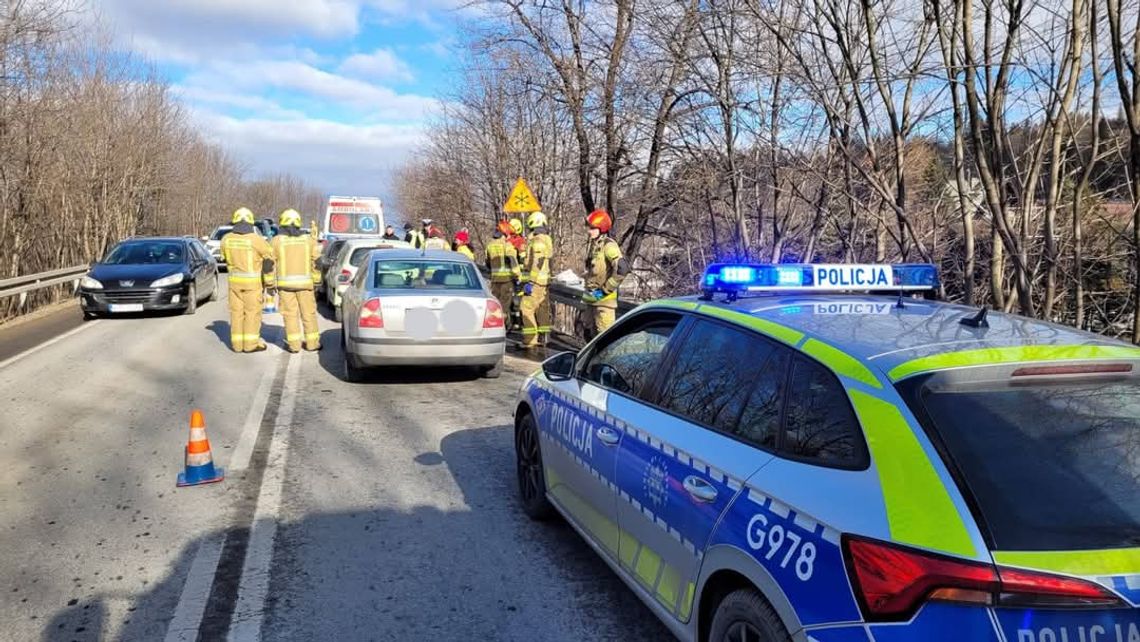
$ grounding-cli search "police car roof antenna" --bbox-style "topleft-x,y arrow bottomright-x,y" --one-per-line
895,288 -> 906,310
959,305 -> 990,329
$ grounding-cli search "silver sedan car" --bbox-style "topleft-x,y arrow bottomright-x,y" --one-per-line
340,249 -> 506,381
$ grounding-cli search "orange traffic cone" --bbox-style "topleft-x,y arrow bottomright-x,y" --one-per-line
177,410 -> 224,487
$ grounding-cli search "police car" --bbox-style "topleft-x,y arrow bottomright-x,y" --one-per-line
512,262 -> 1140,642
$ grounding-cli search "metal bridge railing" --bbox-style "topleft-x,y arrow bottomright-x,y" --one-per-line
545,281 -> 638,348
0,265 -> 89,308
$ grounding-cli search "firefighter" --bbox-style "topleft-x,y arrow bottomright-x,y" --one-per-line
405,222 -> 425,249
425,225 -> 451,250
520,210 -> 553,348
271,209 -> 322,353
454,230 -> 476,260
507,217 -> 529,329
221,207 -> 275,353
581,209 -> 629,338
485,221 -> 520,314
309,220 -> 319,240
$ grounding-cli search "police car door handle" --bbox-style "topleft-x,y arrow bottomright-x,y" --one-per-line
596,426 -> 620,446
683,476 -> 718,503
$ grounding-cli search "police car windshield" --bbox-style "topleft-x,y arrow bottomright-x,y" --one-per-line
898,374 -> 1140,551
371,260 -> 481,290
104,242 -> 184,265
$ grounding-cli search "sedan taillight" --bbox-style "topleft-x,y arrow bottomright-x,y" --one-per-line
483,298 -> 505,328
360,297 -> 383,328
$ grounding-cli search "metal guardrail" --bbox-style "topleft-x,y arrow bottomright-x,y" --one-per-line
546,281 -> 638,347
0,265 -> 88,307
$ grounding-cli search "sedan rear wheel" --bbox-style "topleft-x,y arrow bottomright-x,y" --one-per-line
516,413 -> 553,520
481,358 -> 503,379
341,331 -> 366,383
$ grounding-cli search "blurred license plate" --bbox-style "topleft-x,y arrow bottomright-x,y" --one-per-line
109,304 -> 144,312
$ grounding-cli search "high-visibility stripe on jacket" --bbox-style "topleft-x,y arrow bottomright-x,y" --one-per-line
524,232 -> 553,286
406,230 -> 425,249
271,233 -> 321,291
485,237 -> 519,282
222,232 -> 274,288
585,235 -> 626,303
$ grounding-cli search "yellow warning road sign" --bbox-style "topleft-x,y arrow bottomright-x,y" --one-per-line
503,178 -> 542,213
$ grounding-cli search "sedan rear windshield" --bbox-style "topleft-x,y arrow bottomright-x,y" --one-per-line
104,242 -> 185,265
349,246 -> 393,267
209,228 -> 231,241
898,372 -> 1140,551
371,260 -> 481,290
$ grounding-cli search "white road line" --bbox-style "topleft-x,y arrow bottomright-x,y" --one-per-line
163,350 -> 289,642
0,319 -> 100,371
227,364 -> 278,472
162,533 -> 226,642
228,352 -> 302,642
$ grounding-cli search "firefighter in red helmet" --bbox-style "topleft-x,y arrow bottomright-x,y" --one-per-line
581,209 -> 628,338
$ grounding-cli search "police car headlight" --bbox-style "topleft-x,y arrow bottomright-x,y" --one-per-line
80,276 -> 102,289
150,273 -> 184,288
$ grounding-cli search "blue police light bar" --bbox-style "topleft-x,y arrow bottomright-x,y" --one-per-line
701,263 -> 939,297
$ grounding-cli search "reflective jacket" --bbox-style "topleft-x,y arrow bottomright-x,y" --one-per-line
222,231 -> 274,289
405,230 -> 425,249
270,231 -> 321,291
485,237 -> 519,283
456,244 -> 475,261
524,232 -> 553,286
585,235 -> 626,308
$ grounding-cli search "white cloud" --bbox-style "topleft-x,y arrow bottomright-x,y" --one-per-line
179,59 -> 438,119
339,48 -> 415,83
191,110 -> 426,194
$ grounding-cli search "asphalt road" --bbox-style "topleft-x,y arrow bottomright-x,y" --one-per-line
0,284 -> 670,641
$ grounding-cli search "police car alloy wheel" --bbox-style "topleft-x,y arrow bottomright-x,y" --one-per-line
708,588 -> 791,642
515,413 -> 553,520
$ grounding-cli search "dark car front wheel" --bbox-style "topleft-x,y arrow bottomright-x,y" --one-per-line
708,588 -> 791,642
516,413 -> 553,520
184,284 -> 197,315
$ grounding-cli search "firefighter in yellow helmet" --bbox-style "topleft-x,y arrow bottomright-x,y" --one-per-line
520,210 -> 553,348
485,221 -> 520,313
581,209 -> 629,338
271,208 -> 322,352
221,207 -> 275,352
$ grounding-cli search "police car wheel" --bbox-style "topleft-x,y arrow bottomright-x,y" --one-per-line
515,413 -> 553,520
708,588 -> 790,642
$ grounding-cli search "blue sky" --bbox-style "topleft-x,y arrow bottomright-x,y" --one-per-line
93,0 -> 466,198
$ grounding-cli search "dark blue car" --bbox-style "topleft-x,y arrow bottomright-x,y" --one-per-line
78,236 -> 219,319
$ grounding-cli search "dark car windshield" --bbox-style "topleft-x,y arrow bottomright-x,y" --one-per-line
210,228 -> 231,241
898,371 -> 1140,551
371,260 -> 481,290
103,242 -> 185,265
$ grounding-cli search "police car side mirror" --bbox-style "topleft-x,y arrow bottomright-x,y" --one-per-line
542,351 -> 576,381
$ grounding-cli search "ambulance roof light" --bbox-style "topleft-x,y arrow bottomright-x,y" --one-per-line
700,263 -> 939,300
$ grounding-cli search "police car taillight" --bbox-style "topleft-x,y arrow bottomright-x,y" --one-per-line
700,263 -> 938,299
844,536 -> 1122,621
